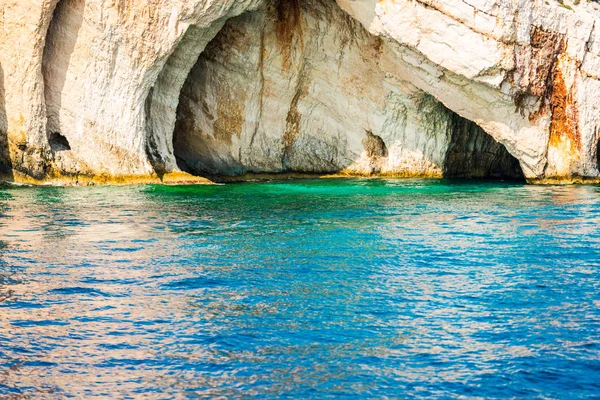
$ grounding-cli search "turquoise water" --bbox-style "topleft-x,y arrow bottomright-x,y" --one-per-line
1,179 -> 599,398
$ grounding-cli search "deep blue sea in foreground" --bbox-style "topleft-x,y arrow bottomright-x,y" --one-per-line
1,179 -> 599,398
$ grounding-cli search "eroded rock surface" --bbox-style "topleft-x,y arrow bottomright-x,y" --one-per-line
175,0 -> 458,178
0,0 -> 598,184
336,0 -> 600,182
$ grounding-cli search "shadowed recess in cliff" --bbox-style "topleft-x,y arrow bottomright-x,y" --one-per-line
173,10 -> 265,177
0,63 -> 11,180
42,0 -> 86,148
443,110 -> 525,180
145,19 -> 233,178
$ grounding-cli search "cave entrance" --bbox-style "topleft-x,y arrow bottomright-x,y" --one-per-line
144,19 -> 231,178
171,0 -> 526,182
172,9 -> 265,178
0,63 -> 10,180
48,131 -> 71,152
443,110 -> 525,181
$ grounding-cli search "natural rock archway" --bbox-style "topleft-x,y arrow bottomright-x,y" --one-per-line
173,0 -> 524,180
0,0 -> 598,184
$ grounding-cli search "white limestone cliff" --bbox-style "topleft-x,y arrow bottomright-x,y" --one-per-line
337,0 -> 600,182
0,0 -> 598,184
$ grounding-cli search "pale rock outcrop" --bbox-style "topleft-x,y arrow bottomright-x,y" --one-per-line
0,0 -> 598,184
0,0 -> 59,180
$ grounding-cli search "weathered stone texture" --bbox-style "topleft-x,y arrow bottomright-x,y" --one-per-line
0,0 -> 598,184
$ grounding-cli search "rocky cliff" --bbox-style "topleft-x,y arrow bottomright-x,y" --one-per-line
0,0 -> 598,184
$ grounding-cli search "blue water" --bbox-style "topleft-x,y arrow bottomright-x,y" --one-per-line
1,179 -> 599,398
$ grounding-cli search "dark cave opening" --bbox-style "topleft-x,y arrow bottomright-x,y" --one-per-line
443,111 -> 525,181
0,62 -> 11,179
48,131 -> 71,152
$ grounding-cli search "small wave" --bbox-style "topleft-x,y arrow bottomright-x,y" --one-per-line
0,180 -> 33,188
163,276 -> 228,290
49,287 -> 111,297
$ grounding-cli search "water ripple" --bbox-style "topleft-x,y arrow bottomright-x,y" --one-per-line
0,179 -> 599,398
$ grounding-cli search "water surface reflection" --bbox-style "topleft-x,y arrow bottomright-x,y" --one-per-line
1,180 -> 599,398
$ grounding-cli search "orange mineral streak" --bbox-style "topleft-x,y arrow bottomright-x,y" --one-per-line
548,65 -> 581,155
522,27 -> 581,178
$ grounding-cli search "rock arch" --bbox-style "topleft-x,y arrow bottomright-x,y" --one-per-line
172,0 -> 524,180
0,0 -> 597,184
335,0 -> 600,182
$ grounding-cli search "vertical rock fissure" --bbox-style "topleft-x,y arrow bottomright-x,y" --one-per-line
281,69 -> 307,170
42,0 -> 84,151
246,24 -> 267,159
144,85 -> 165,177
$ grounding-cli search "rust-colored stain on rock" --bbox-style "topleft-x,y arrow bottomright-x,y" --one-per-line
522,27 -> 581,160
522,26 -> 566,98
274,0 -> 303,71
548,63 -> 580,154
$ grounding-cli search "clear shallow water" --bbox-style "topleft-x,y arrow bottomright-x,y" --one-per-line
0,179 -> 599,398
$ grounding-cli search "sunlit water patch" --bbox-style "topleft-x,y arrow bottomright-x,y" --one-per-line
1,179 -> 599,398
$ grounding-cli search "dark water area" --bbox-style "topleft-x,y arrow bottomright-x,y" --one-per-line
0,179 -> 599,398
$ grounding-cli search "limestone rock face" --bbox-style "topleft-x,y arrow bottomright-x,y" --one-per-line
1,0 -> 263,183
175,0 -> 522,179
336,0 -> 600,181
0,0 -> 598,184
